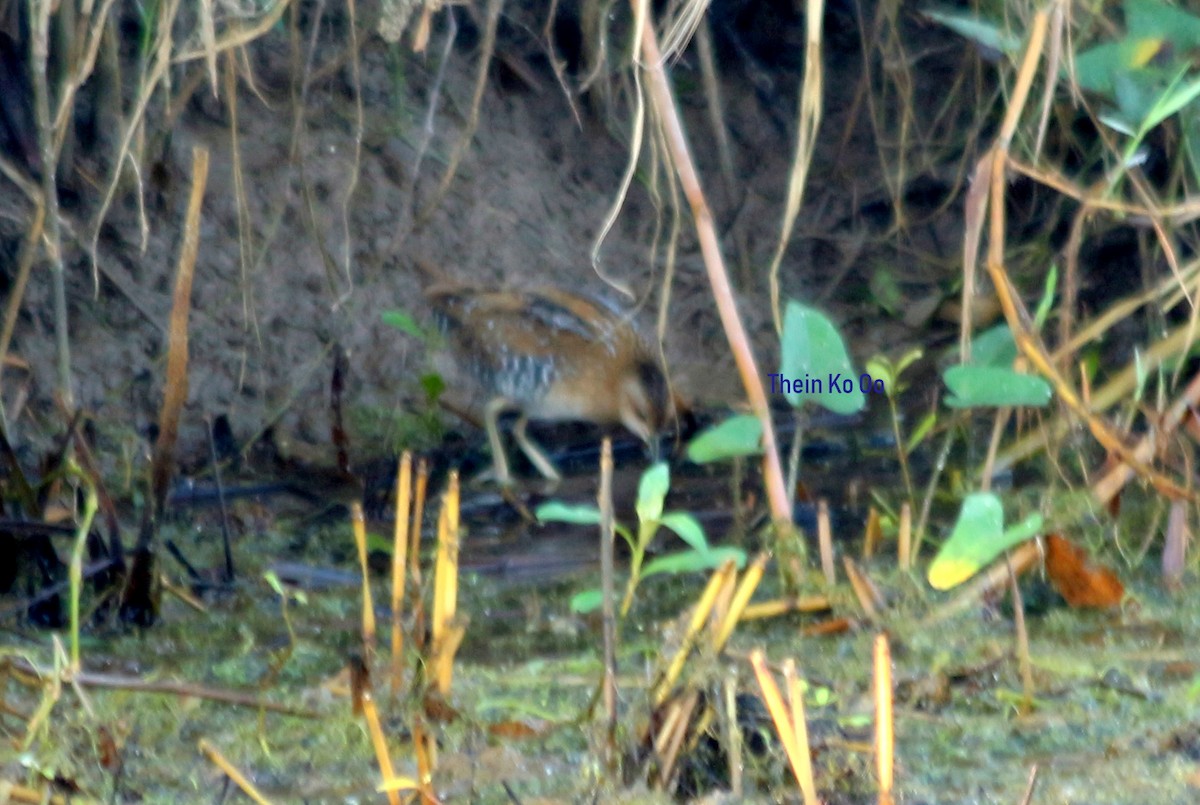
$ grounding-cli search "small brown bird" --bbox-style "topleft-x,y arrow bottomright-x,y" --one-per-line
425,281 -> 679,485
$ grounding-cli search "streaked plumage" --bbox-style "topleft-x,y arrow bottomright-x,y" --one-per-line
425,283 -> 676,484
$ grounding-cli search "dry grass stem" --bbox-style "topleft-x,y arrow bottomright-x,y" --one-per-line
980,407 -> 1012,492
431,472 -> 463,695
150,146 -> 208,511
360,693 -> 403,805
31,0 -> 72,406
0,202 -> 46,416
653,689 -> 699,788
90,0 -> 183,278
391,453 -> 414,697
1163,500 -> 1189,590
417,0 -> 502,227
862,506 -> 881,559
873,634 -> 893,805
173,2 -> 293,63
767,0 -> 824,333
749,650 -> 818,805
198,738 -> 275,805
968,8 -> 1197,504
712,552 -> 768,651
818,499 -> 836,585
350,501 -> 377,662
1006,554 -> 1034,712
998,320 -> 1200,472
738,594 -> 830,620
413,722 -> 437,804
843,557 -> 882,619
722,675 -> 743,797
653,559 -> 736,706
598,438 -> 618,750
631,3 -> 791,523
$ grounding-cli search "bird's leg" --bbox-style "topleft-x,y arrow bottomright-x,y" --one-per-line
484,397 -> 514,486
513,415 -> 562,483
481,399 -> 540,521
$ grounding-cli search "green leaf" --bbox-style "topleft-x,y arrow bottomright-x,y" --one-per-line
367,531 -> 393,553
1074,41 -> 1126,95
894,347 -> 924,377
1126,0 -> 1200,48
865,356 -> 894,392
927,492 -> 1044,590
1033,265 -> 1058,330
642,546 -> 747,579
536,501 -> 602,525
779,300 -> 865,415
382,310 -> 427,339
420,372 -> 445,402
1140,65 -> 1200,134
869,266 -> 904,315
686,414 -> 763,462
906,411 -> 937,453
965,324 -> 1017,368
943,365 -> 1052,408
1182,106 -> 1200,191
1187,673 -> 1200,701
1098,109 -> 1138,136
922,8 -> 1022,55
263,570 -> 285,596
659,512 -> 708,552
636,462 -> 670,524
570,589 -> 603,614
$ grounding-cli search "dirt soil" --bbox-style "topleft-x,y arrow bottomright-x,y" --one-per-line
2,0 -> 972,469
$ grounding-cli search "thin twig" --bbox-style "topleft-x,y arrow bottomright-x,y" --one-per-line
632,2 -> 791,524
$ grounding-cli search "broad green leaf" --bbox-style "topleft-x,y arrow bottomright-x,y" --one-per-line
642,546 -> 747,579
943,365 -> 1052,408
968,324 -> 1018,368
536,501 -> 601,525
780,300 -> 865,415
636,462 -> 670,524
1074,41 -> 1126,95
659,512 -> 708,552
382,310 -> 427,339
922,8 -> 1022,55
686,414 -> 763,462
928,492 -> 1044,590
570,588 -> 603,614
1115,70 -> 1158,132
1126,0 -> 1200,48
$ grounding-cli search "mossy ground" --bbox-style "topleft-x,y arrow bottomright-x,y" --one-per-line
3,495 -> 1197,804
